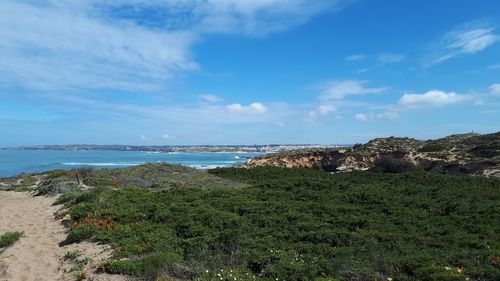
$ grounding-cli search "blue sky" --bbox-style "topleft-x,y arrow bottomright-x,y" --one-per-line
0,0 -> 499,146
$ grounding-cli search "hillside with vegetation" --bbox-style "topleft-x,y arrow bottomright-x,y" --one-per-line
2,163 -> 499,280
246,132 -> 500,177
0,163 -> 249,195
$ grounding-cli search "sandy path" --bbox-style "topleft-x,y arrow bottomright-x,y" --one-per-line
0,191 -> 133,281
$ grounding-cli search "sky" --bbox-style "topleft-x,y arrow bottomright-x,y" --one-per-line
0,0 -> 499,146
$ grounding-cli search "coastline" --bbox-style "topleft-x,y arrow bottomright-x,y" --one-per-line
0,150 -> 262,178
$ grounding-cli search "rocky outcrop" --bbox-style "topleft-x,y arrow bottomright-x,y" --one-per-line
245,132 -> 500,178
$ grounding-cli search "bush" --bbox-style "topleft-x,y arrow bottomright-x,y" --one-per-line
469,143 -> 500,158
64,224 -> 99,244
418,143 -> 445,152
104,252 -> 189,279
57,168 -> 500,280
0,231 -> 24,251
370,156 -> 419,173
54,191 -> 80,205
36,178 -> 79,195
83,177 -> 114,187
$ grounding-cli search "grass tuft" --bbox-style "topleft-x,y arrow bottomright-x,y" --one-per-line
64,250 -> 83,261
0,231 -> 24,252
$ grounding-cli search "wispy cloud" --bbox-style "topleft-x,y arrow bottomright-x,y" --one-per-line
13,91 -> 309,136
490,84 -> 500,95
316,104 -> 337,116
377,53 -> 405,63
307,104 -> 337,121
345,54 -> 366,61
425,20 -> 499,66
200,94 -> 223,103
354,112 -> 398,121
354,52 -> 405,73
354,113 -> 367,121
0,1 -> 198,91
0,0 -> 351,92
317,80 -> 386,100
188,0 -> 348,36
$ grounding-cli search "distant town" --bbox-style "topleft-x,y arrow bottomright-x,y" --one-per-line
3,144 -> 351,153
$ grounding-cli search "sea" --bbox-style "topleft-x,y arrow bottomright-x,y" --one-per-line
0,150 -> 261,177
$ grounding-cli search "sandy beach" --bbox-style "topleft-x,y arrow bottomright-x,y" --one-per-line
0,191 -> 132,281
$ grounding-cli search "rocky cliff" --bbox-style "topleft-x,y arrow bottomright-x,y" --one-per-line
245,132 -> 500,177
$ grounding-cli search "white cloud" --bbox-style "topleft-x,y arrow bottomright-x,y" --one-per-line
307,104 -> 337,121
0,1 -> 198,91
0,0 -> 351,91
489,64 -> 500,69
200,94 -> 223,103
490,84 -> 500,95
162,134 -> 175,139
354,113 -> 368,121
317,104 -> 337,116
190,0 -> 347,36
30,91 -> 298,126
140,134 -> 148,140
426,21 -> 499,65
318,80 -> 386,100
346,54 -> 366,61
354,112 -> 398,121
377,53 -> 405,63
398,90 -> 468,108
226,102 -> 268,114
351,52 -> 404,73
451,28 -> 498,54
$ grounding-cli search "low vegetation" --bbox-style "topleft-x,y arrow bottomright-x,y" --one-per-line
0,174 -> 38,192
54,166 -> 500,281
0,231 -> 24,252
85,163 -> 248,190
62,249 -> 91,281
31,163 -> 248,196
369,156 -> 420,173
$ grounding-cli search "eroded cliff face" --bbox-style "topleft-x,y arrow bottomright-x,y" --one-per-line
247,149 -> 346,170
245,132 -> 500,178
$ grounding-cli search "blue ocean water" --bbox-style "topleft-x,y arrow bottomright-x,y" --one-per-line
0,150 -> 261,177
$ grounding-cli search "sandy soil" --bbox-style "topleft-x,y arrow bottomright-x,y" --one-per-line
0,191 -> 134,281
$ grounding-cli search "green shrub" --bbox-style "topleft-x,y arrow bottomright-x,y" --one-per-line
105,251 -> 185,277
64,250 -> 83,260
47,169 -> 70,179
0,231 -> 24,251
74,271 -> 88,281
65,224 -> 99,244
57,168 -> 500,280
105,259 -> 144,276
418,143 -> 445,152
370,156 -> 419,173
83,177 -> 114,187
55,191 -> 80,205
469,142 -> 500,158
36,178 -> 79,195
